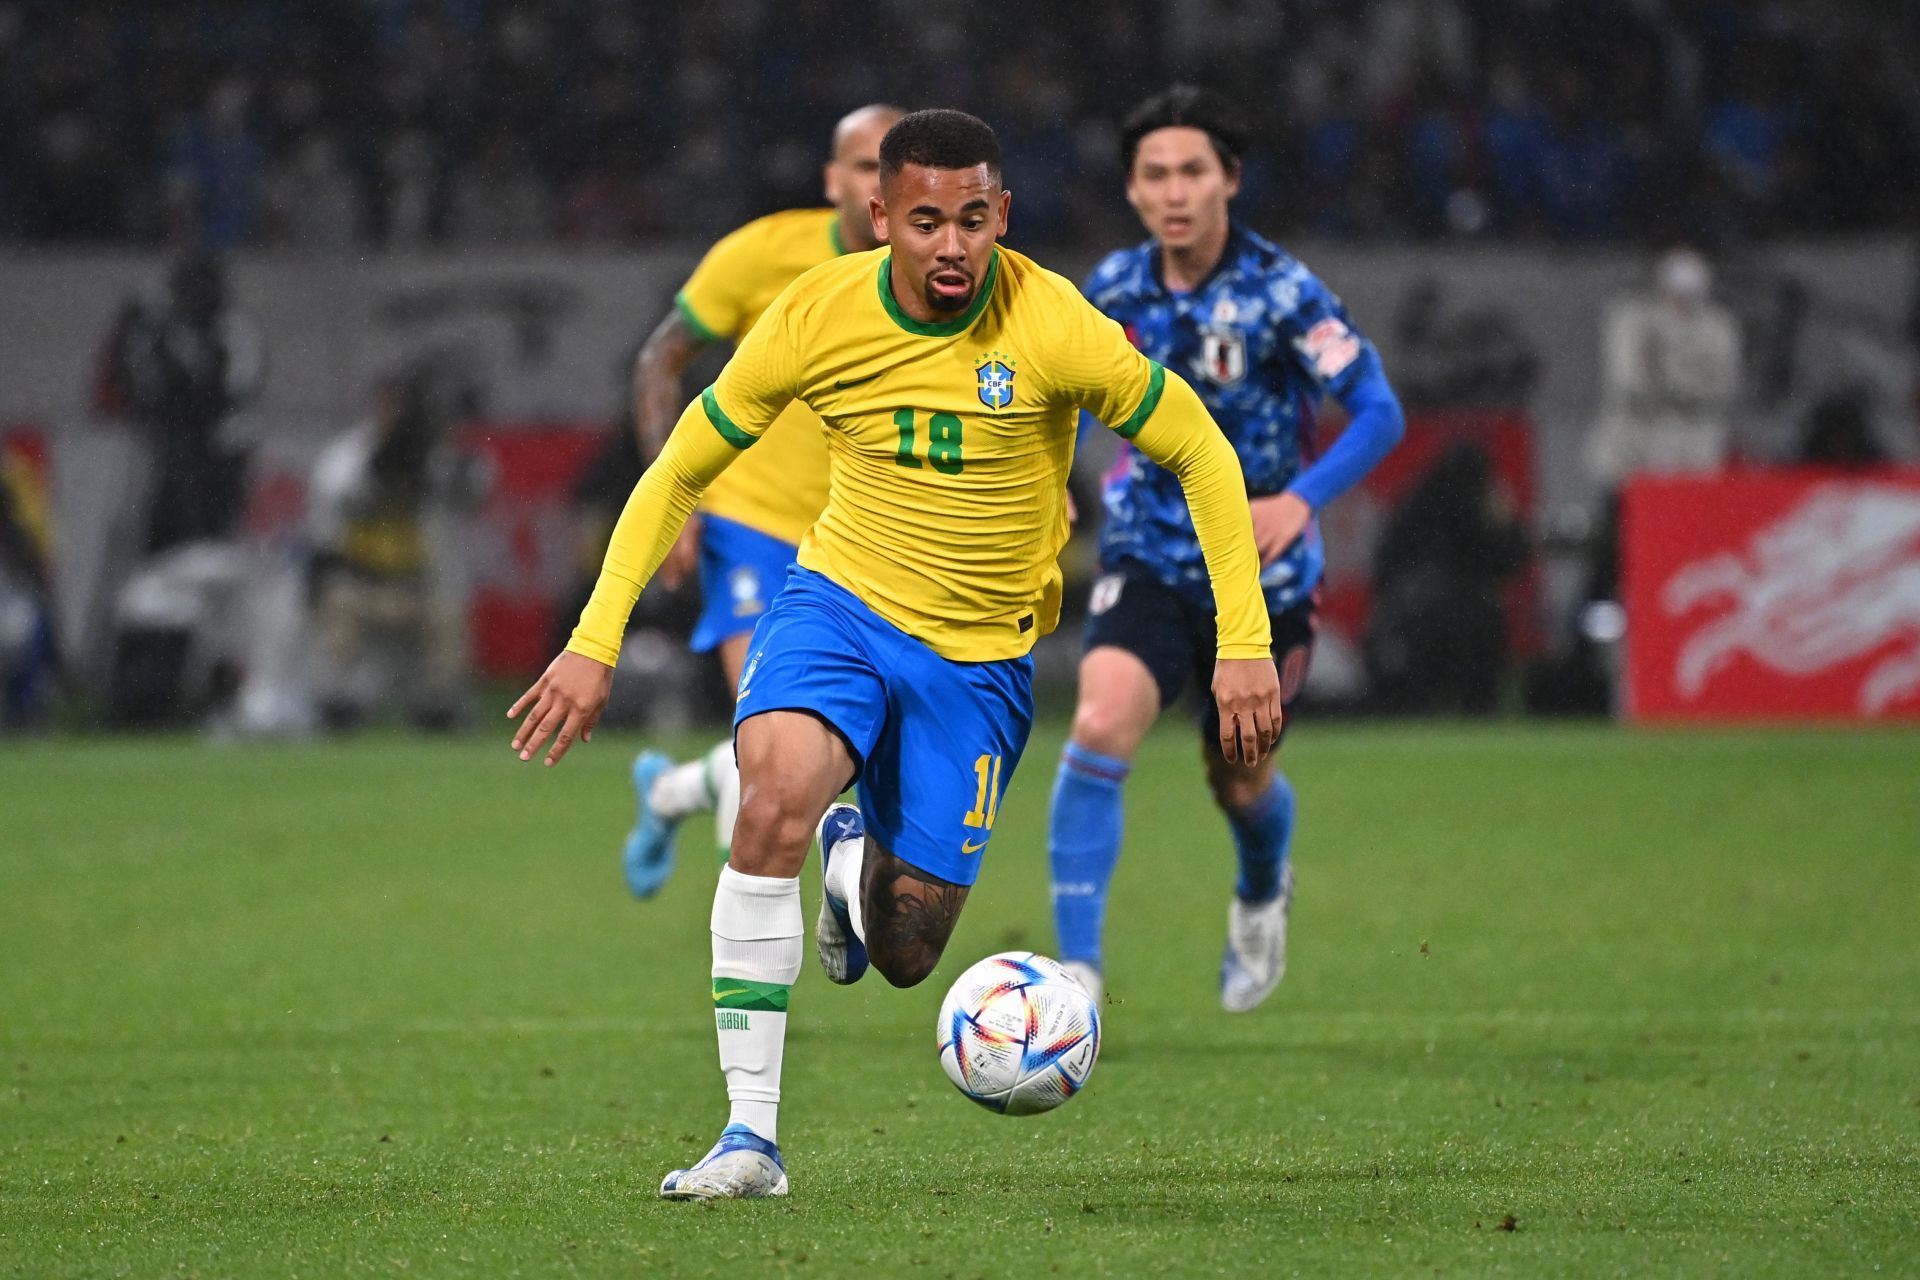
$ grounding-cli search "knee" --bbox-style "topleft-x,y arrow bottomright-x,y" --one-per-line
870,948 -> 940,989
1069,698 -> 1142,761
1205,754 -> 1273,813
729,783 -> 818,876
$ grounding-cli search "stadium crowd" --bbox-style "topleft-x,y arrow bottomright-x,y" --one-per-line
3,0 -> 1915,251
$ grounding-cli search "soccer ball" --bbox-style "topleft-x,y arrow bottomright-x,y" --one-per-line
936,951 -> 1101,1115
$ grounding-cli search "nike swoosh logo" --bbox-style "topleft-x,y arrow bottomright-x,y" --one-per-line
713,988 -> 751,1001
961,838 -> 987,855
834,372 -> 880,389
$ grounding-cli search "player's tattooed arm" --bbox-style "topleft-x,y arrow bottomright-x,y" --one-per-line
632,309 -> 715,590
632,309 -> 711,460
861,847 -> 969,989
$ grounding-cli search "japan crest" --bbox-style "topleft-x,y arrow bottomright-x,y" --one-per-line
1199,327 -> 1246,386
976,357 -> 1016,410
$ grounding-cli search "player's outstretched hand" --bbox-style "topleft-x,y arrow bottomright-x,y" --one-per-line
508,650 -> 615,767
1212,656 -> 1283,766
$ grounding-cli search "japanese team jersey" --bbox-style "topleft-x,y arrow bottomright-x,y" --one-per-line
1088,223 -> 1380,611
673,207 -> 849,546
570,244 -> 1272,667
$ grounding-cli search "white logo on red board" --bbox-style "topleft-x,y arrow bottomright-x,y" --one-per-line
1662,485 -> 1920,714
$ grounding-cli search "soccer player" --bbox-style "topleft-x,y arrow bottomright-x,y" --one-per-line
508,110 -> 1281,1200
620,103 -> 904,897
1048,87 -> 1404,1011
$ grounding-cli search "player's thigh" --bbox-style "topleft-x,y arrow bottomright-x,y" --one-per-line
1078,563 -> 1200,757
728,573 -> 888,876
690,514 -> 797,658
731,709 -> 856,876
859,646 -> 1035,892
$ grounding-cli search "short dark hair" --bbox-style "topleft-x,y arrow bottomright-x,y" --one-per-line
1120,85 -> 1246,174
879,109 -> 1002,186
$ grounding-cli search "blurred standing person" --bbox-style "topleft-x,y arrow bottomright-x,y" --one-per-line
616,103 -> 904,899
1364,443 -> 1528,714
305,370 -> 485,731
104,250 -> 265,553
1558,247 -> 1742,712
1586,247 -> 1743,487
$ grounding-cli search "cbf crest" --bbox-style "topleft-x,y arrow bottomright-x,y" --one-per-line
975,352 -> 1016,411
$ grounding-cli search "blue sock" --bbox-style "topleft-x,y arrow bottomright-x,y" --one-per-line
1230,774 -> 1295,904
1048,742 -> 1130,968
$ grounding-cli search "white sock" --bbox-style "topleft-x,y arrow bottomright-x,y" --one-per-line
709,865 -> 802,1144
709,741 -> 740,855
823,828 -> 869,945
649,740 -> 728,820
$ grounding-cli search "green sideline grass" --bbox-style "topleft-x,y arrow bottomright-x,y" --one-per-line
3,723 -> 1917,1277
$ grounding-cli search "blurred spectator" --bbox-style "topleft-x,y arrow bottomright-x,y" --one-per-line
1364,442 -> 1529,714
1797,389 -> 1889,469
378,128 -> 441,248
261,132 -> 365,250
164,76 -> 265,249
305,368 -> 488,731
100,250 -> 265,554
446,130 -> 553,246
1585,247 -> 1743,487
1,1 -> 1915,251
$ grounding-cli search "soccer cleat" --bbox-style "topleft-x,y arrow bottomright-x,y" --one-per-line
622,752 -> 680,899
658,1123 -> 789,1200
1220,864 -> 1293,1013
1061,960 -> 1104,1007
815,803 -> 870,985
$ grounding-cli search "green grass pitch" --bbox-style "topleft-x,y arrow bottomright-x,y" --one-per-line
3,722 -> 1917,1277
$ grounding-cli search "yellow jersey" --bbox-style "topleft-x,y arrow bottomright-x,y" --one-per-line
572,245 -> 1269,665
673,207 -> 848,546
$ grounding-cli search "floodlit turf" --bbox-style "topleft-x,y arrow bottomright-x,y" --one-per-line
3,721 -> 1917,1277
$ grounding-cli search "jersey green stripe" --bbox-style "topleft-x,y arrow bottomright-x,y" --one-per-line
701,385 -> 757,449
1113,362 -> 1167,439
712,977 -> 791,1012
673,290 -> 723,344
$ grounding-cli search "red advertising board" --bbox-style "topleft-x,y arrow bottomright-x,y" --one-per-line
456,423 -> 605,676
1622,469 -> 1920,721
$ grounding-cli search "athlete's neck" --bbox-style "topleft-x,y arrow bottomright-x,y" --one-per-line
1159,220 -> 1230,293
836,214 -> 877,255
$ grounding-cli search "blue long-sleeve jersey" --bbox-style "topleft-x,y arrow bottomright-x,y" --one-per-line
1086,223 -> 1404,612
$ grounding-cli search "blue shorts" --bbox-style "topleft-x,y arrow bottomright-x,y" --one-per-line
1085,558 -> 1317,750
690,514 -> 799,653
732,566 -> 1035,886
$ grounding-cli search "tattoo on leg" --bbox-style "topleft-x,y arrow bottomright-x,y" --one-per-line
861,839 -> 968,985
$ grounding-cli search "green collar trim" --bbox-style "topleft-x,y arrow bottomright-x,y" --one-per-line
876,248 -> 1000,338
829,218 -> 848,257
